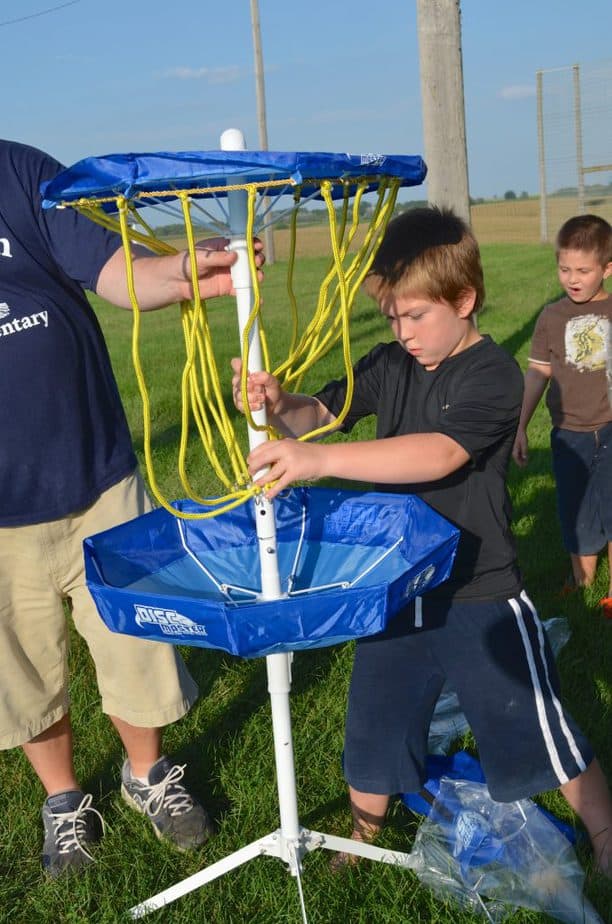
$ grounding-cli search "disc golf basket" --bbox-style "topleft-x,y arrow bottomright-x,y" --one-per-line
43,132 -> 460,920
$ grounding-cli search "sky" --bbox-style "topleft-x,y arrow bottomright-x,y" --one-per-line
3,0 -> 612,200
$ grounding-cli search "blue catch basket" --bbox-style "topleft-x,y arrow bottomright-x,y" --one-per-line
84,487 -> 459,659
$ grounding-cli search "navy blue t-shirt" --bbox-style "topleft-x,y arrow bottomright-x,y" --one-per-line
0,140 -> 137,525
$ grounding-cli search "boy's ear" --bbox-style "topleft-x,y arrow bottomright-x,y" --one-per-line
603,261 -> 612,280
456,288 -> 477,318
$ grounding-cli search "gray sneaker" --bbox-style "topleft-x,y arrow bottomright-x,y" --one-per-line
121,756 -> 214,850
41,790 -> 104,877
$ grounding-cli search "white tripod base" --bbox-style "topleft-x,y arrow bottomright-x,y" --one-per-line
128,654 -> 416,920
129,825 -> 416,919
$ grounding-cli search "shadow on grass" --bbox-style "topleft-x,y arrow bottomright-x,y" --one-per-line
179,642 -> 345,816
508,446 -> 567,602
492,290 -> 564,360
69,634 -> 344,834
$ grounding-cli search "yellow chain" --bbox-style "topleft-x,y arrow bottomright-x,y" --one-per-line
73,176 -> 400,518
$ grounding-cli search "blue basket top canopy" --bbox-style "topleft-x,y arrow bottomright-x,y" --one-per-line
84,487 -> 458,659
41,149 -> 427,211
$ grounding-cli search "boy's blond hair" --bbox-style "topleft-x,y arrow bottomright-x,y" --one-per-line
555,214 -> 612,266
364,206 -> 485,312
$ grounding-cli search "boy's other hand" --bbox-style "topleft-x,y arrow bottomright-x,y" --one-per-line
512,429 -> 529,466
231,358 -> 283,415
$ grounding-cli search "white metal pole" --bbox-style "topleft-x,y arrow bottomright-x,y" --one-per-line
220,128 -> 300,844
220,128 -> 281,601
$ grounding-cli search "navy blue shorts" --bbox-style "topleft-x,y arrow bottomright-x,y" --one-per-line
551,422 -> 612,555
343,591 -> 593,802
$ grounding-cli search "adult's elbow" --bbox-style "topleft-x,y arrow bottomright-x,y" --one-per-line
95,250 -> 131,308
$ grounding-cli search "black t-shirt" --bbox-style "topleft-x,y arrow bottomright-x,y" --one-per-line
315,335 -> 524,601
0,140 -> 136,525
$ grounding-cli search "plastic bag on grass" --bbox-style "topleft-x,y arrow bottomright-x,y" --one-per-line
402,750 -> 578,845
410,778 -> 603,924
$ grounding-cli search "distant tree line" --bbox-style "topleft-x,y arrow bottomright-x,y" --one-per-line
495,179 -> 612,204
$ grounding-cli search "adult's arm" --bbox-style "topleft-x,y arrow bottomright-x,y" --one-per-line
95,238 -> 259,310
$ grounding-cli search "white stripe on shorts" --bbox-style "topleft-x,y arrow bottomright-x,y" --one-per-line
519,590 -> 587,773
508,591 -> 586,787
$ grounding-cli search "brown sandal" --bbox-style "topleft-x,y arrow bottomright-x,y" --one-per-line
329,826 -> 380,873
329,848 -> 362,873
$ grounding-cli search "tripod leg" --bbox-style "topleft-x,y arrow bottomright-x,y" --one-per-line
129,832 -> 287,918
302,829 -> 417,869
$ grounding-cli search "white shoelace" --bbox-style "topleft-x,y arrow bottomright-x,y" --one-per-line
50,793 -> 104,859
142,764 -> 194,818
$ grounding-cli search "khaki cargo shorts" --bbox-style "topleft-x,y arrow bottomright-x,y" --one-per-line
0,471 -> 198,749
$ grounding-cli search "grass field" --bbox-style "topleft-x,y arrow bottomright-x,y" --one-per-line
1,243 -> 611,923
472,195 -> 612,245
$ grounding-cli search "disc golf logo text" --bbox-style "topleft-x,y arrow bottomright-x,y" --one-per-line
134,604 -> 208,637
359,154 -> 386,167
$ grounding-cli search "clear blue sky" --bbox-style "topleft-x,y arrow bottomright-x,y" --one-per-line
4,0 -> 611,199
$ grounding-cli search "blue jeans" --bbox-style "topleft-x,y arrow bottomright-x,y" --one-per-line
551,422 -> 612,554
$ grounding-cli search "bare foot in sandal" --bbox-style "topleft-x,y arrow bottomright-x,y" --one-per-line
330,787 -> 388,872
329,826 -> 380,872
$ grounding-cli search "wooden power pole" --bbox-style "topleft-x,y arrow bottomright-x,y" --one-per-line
416,0 -> 471,224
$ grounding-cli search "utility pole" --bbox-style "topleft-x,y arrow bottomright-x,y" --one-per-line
250,0 -> 275,264
573,64 -> 585,215
536,69 -> 549,243
416,0 -> 471,224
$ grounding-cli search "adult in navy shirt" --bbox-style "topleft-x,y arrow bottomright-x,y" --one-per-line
0,140 -> 262,876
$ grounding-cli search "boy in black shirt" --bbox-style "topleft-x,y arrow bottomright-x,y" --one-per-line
232,206 -> 612,875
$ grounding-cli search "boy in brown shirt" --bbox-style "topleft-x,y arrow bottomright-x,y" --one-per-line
513,214 -> 612,616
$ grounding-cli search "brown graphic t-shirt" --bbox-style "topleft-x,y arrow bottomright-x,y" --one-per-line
529,293 -> 612,431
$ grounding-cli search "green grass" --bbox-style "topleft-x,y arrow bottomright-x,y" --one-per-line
1,245 -> 611,923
